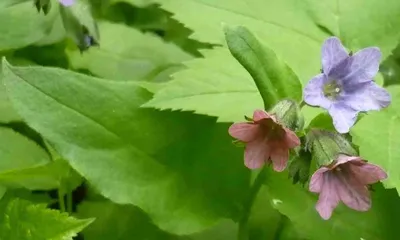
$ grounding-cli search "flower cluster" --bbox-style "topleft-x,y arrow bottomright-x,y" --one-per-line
229,37 -> 389,220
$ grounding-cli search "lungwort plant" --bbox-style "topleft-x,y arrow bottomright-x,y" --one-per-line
1,0 -> 400,240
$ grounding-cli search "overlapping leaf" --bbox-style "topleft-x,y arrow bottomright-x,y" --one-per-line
0,0 -> 58,51
156,0 -> 400,81
352,86 -> 400,192
143,47 -> 262,122
2,60 -> 249,234
0,127 -> 55,190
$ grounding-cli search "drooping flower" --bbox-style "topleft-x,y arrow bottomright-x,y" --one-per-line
59,0 -> 74,6
228,110 -> 300,171
303,37 -> 391,133
309,154 -> 387,220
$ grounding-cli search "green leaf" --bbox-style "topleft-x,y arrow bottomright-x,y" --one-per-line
0,127 -> 57,190
2,59 -> 250,234
156,0 -> 400,82
66,21 -> 193,81
224,25 -> 302,109
0,198 -> 93,240
264,168 -> 400,240
0,79 -> 21,122
143,47 -> 263,122
302,105 -> 324,128
0,158 -> 82,191
0,0 -> 58,51
77,201 -> 183,240
246,185 -> 283,240
351,86 -> 400,192
189,219 -> 237,240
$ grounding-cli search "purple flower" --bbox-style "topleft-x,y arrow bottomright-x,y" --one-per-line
229,110 -> 300,171
59,0 -> 74,6
309,154 -> 387,220
304,37 -> 391,133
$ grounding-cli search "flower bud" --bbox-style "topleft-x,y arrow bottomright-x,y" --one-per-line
269,99 -> 304,132
306,129 -> 357,167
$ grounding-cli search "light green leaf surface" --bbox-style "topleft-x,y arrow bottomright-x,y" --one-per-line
157,0 -> 400,82
66,21 -> 192,81
0,158 -> 82,191
264,168 -> 400,240
143,47 -> 263,122
351,86 -> 400,192
0,0 -> 58,51
0,198 -> 93,240
0,80 -> 21,122
2,60 -> 249,234
0,127 -> 56,190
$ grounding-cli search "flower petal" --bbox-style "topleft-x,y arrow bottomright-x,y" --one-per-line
229,123 -> 260,142
309,167 -> 330,193
336,170 -> 371,212
350,162 -> 388,185
270,147 -> 289,172
341,81 -> 391,111
283,128 -> 300,148
321,37 -> 349,74
315,172 -> 340,220
334,154 -> 360,166
303,74 -> 332,109
253,110 -> 272,122
331,47 -> 381,85
244,139 -> 270,169
60,0 -> 74,6
328,103 -> 358,133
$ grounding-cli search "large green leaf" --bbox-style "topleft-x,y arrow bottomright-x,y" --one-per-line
66,21 -> 192,81
156,0 -> 400,82
264,168 -> 400,240
2,60 -> 250,234
0,0 -> 58,51
78,201 -> 184,240
143,47 -> 263,122
0,198 -> 93,240
351,86 -> 400,192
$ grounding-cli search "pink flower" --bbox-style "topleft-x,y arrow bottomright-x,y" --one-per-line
309,154 -> 387,219
228,110 -> 300,171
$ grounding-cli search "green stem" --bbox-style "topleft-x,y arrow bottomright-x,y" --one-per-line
66,192 -> 73,213
299,100 -> 306,109
58,189 -> 66,212
237,166 -> 267,240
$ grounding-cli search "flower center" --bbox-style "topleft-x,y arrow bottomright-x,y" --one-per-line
259,119 -> 285,140
323,81 -> 341,100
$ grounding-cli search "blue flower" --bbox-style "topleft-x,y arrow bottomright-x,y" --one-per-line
304,37 -> 391,133
59,0 -> 74,6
